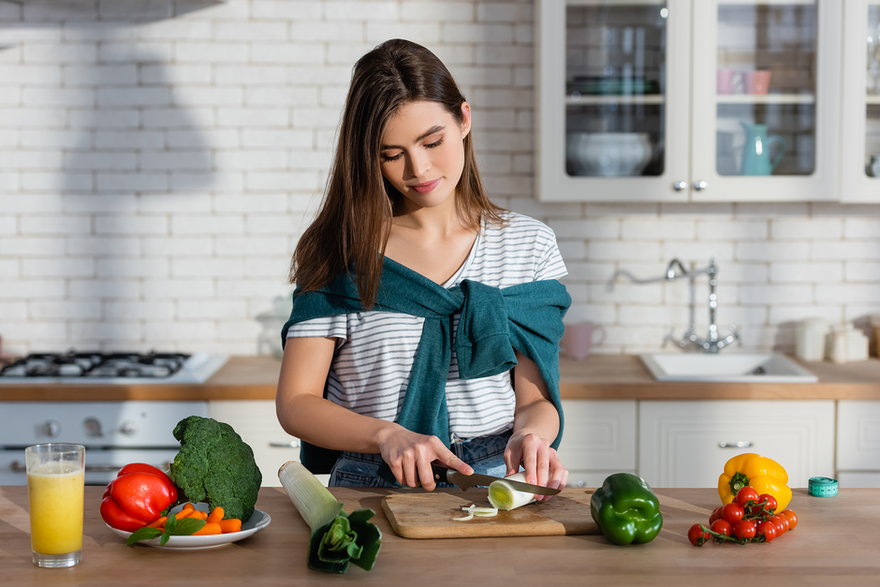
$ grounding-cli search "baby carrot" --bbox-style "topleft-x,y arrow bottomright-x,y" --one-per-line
174,508 -> 194,520
206,506 -> 224,523
218,518 -> 242,533
192,522 -> 222,536
190,510 -> 208,520
147,516 -> 167,528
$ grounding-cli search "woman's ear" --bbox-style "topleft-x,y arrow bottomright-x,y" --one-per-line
459,101 -> 472,138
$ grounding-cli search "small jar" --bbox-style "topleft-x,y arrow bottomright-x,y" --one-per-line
796,318 -> 828,362
828,327 -> 848,364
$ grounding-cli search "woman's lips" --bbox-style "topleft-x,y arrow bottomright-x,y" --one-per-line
410,178 -> 441,194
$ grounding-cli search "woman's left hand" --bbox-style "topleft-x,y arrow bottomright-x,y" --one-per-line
504,431 -> 568,501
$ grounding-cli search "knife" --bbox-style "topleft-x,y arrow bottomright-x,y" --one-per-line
376,462 -> 561,495
430,463 -> 561,496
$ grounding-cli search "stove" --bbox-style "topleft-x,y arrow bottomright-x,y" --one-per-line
0,351 -> 228,385
0,401 -> 209,485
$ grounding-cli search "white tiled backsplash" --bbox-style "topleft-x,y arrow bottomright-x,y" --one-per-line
1,0 -> 879,356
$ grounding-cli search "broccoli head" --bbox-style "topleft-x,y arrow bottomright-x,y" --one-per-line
168,415 -> 262,522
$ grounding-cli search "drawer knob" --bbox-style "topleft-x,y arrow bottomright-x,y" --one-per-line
718,440 -> 753,449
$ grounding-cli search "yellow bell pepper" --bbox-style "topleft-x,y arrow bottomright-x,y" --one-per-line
717,453 -> 792,512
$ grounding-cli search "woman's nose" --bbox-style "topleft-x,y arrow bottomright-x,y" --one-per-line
406,150 -> 431,178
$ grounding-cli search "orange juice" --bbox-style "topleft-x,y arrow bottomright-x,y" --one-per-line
27,463 -> 84,555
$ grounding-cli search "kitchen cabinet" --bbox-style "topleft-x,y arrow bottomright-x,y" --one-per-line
208,400 -> 301,488
837,400 -> 880,488
557,400 -> 637,487
535,0 -> 841,202
639,400 -> 835,487
841,0 -> 880,201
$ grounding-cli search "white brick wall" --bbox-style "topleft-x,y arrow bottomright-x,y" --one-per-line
1,0 -> 880,357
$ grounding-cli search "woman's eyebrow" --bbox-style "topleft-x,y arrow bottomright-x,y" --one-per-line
380,124 -> 445,150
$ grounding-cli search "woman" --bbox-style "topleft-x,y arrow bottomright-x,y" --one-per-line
276,39 -> 570,494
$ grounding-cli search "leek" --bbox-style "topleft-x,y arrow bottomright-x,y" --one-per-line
487,473 -> 537,511
278,461 -> 381,574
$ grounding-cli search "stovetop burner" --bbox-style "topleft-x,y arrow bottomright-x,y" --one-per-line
0,350 -> 229,385
0,351 -> 191,379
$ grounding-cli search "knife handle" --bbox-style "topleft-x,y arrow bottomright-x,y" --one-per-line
430,462 -> 451,484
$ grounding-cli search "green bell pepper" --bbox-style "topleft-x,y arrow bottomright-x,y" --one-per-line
590,473 -> 663,545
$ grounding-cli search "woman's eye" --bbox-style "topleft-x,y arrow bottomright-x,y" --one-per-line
425,138 -> 444,149
381,152 -> 403,162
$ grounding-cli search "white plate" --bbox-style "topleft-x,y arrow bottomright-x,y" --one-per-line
107,503 -> 271,550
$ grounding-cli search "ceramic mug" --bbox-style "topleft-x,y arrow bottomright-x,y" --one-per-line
716,68 -> 744,94
560,322 -> 607,361
745,70 -> 772,95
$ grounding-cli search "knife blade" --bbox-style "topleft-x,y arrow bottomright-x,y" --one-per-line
431,463 -> 560,496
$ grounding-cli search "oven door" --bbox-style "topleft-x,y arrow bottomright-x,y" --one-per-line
0,447 -> 180,486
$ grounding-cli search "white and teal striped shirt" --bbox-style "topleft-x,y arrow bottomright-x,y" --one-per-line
286,211 -> 567,441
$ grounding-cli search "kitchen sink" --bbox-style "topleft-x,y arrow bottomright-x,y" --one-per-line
639,352 -> 818,383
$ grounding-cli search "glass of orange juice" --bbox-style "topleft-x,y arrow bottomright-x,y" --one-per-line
25,443 -> 85,568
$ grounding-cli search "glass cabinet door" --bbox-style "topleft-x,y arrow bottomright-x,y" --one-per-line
841,0 -> 880,201
691,0 -> 839,201
564,3 -> 667,178
536,0 -> 691,202
864,3 -> 880,181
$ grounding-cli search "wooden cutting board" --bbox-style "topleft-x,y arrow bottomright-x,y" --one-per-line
381,488 -> 600,539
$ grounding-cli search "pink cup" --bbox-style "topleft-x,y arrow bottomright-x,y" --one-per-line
560,322 -> 607,361
716,69 -> 744,94
745,70 -> 772,95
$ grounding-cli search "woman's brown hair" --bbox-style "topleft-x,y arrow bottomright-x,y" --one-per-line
290,38 -> 504,307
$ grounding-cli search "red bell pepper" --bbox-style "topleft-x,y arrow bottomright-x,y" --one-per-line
100,463 -> 179,532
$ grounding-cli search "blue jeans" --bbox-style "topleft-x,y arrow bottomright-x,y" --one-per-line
328,431 -> 511,488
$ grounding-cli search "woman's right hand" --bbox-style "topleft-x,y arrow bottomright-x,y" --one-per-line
377,425 -> 473,491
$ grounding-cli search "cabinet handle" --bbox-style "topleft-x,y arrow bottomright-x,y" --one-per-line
693,180 -> 709,191
718,441 -> 753,449
672,180 -> 688,191
270,440 -> 301,449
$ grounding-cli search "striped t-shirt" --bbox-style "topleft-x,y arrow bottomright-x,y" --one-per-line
286,211 -> 568,441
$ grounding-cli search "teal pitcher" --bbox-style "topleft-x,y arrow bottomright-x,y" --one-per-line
740,122 -> 786,176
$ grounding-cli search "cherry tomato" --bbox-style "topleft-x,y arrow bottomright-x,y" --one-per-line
779,509 -> 798,531
732,519 -> 756,540
771,514 -> 790,534
710,519 -> 732,537
709,506 -> 724,524
688,523 -> 710,547
735,486 -> 759,508
757,520 -> 778,542
757,493 -> 778,515
722,502 -> 745,524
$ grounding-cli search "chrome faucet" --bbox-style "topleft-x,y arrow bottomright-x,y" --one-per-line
663,258 -> 740,353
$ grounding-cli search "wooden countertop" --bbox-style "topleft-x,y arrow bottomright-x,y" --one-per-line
2,355 -> 879,402
2,485 -> 878,585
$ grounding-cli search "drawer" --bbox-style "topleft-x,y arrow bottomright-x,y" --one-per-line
557,400 -> 636,471
639,400 -> 835,488
837,400 -> 880,471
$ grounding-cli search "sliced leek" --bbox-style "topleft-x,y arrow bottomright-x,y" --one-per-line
278,461 -> 381,574
487,473 -> 537,511
451,504 -> 498,521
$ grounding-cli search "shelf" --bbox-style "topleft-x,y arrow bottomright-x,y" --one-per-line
715,93 -> 816,105
566,95 -> 665,106
867,95 -> 880,105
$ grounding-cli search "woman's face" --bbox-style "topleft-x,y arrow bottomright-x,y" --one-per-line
379,99 -> 471,212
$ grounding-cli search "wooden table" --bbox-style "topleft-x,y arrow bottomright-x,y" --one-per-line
1,486 -> 878,585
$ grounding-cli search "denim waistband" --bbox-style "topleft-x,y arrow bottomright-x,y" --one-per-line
328,430 -> 512,488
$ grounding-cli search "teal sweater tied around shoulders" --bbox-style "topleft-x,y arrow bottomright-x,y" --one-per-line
281,257 -> 571,472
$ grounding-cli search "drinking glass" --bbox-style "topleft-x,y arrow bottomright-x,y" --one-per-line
25,443 -> 85,568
